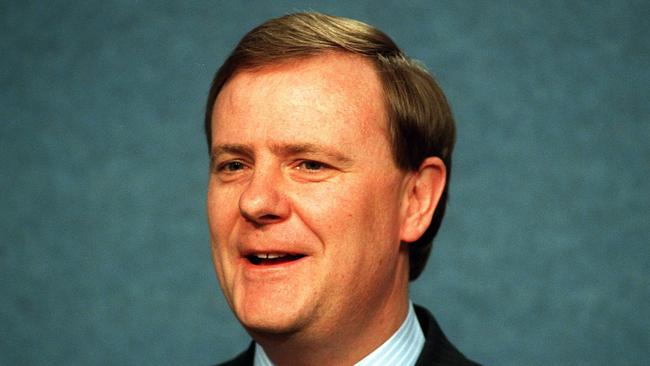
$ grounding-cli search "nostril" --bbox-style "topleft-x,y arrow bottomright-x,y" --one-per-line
242,212 -> 282,225
259,214 -> 281,221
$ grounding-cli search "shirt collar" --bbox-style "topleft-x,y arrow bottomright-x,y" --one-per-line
254,301 -> 425,366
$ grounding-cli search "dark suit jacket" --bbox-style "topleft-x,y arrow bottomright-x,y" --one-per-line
216,305 -> 480,366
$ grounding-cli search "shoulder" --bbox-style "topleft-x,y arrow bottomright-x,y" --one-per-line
214,342 -> 255,366
414,305 -> 482,366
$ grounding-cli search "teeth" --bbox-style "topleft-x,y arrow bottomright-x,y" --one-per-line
253,253 -> 287,259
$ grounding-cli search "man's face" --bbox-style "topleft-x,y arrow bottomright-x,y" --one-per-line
207,53 -> 411,338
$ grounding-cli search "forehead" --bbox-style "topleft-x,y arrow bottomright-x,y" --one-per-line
211,52 -> 389,146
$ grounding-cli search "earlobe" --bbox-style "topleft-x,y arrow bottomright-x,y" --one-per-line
400,157 -> 446,243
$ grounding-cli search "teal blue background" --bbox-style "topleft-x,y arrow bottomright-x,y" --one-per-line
2,1 -> 649,365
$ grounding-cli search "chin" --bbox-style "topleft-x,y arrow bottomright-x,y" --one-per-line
232,292 -> 313,336
237,307 -> 307,337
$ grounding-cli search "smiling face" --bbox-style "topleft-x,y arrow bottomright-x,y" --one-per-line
207,53 -> 413,342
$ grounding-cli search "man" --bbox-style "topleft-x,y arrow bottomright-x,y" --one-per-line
205,12 -> 480,366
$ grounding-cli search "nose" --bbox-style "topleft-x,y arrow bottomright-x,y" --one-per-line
238,166 -> 290,225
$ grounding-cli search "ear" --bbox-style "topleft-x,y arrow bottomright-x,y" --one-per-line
399,157 -> 447,243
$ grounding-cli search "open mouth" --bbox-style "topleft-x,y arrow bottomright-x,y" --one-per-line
245,253 -> 306,266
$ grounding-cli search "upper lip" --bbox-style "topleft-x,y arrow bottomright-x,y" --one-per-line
247,252 -> 299,259
241,249 -> 308,257
238,243 -> 311,259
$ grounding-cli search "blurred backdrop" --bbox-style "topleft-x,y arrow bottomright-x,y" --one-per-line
1,1 -> 648,365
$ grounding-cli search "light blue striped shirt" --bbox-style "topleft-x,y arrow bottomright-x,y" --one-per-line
254,301 -> 425,366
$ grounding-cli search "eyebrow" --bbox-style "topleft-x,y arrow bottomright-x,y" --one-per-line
271,143 -> 353,164
210,142 -> 353,165
211,144 -> 254,160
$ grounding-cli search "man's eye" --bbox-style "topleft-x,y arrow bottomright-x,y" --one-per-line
298,160 -> 325,171
291,160 -> 336,182
220,161 -> 246,172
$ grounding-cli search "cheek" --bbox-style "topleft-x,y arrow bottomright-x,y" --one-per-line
291,183 -> 359,232
207,181 -> 239,234
207,182 -> 243,271
207,183 -> 244,293
292,177 -> 402,251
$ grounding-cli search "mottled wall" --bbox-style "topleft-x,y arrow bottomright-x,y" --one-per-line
1,1 -> 648,365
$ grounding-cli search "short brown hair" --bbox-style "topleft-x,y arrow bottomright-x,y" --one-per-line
204,12 -> 456,281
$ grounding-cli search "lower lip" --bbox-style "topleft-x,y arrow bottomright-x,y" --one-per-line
240,255 -> 310,276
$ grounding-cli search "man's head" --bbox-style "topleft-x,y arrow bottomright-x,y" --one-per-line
205,12 -> 455,351
205,12 -> 455,281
